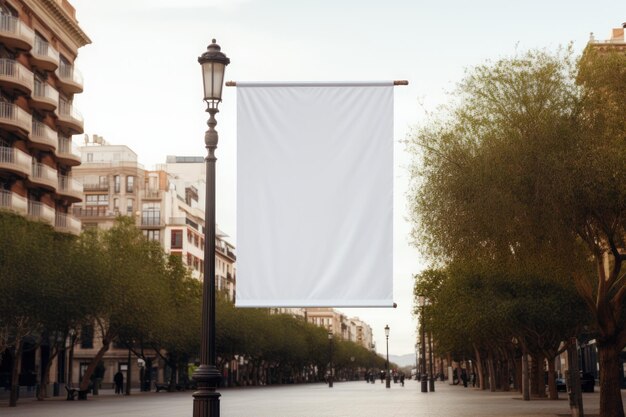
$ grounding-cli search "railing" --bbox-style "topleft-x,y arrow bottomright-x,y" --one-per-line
31,121 -> 57,148
141,215 -> 162,226
0,14 -> 34,44
33,81 -> 59,104
33,36 -> 60,62
0,146 -> 32,173
143,189 -> 161,199
28,200 -> 55,224
31,162 -> 57,188
72,206 -> 112,217
55,212 -> 81,235
57,136 -> 80,159
58,100 -> 83,124
57,63 -> 83,86
82,182 -> 109,191
58,175 -> 82,195
0,189 -> 27,213
0,101 -> 32,133
0,58 -> 34,90
168,217 -> 187,226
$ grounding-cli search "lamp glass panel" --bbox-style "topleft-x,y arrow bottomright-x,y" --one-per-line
202,62 -> 225,100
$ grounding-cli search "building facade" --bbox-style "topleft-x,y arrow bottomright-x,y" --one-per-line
68,139 -> 237,388
0,0 -> 88,234
0,0 -> 89,397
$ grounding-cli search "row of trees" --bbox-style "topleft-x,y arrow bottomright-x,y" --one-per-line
0,213 -> 387,407
408,45 -> 626,417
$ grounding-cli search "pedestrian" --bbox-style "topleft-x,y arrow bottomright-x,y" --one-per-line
400,373 -> 405,387
114,370 -> 124,394
461,369 -> 468,388
471,371 -> 476,387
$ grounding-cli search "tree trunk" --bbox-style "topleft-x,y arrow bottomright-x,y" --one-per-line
79,343 -> 109,391
9,344 -> 22,407
474,345 -> 485,390
37,348 -> 59,401
522,352 -> 530,401
487,351 -> 496,392
546,356 -> 558,400
598,341 -> 625,417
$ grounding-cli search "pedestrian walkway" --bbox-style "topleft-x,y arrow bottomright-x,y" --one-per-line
0,379 -> 619,417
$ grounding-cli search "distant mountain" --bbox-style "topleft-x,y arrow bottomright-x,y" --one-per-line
388,354 -> 417,368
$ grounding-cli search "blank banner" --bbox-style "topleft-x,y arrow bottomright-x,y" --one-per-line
236,82 -> 394,307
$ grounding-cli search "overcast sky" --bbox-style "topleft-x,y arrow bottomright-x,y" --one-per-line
70,0 -> 624,357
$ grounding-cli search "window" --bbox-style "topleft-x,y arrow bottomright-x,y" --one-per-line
143,229 -> 160,242
80,325 -> 94,349
113,198 -> 119,211
126,198 -> 134,214
171,229 -> 183,249
126,175 -> 135,193
114,175 -> 120,193
87,153 -> 93,162
85,194 -> 108,206
99,176 -> 108,188
141,202 -> 160,225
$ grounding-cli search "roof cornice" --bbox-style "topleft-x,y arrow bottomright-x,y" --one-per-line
37,0 -> 91,47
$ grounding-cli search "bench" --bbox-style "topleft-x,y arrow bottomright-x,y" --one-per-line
155,383 -> 169,392
65,384 -> 89,400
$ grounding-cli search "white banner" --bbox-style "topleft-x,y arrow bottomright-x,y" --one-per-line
236,82 -> 394,307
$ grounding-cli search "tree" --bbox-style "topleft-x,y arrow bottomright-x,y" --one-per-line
408,46 -> 626,415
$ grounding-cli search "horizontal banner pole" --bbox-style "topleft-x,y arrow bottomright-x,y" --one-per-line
225,80 -> 408,87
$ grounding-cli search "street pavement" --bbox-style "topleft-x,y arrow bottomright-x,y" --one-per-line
0,379 -> 618,417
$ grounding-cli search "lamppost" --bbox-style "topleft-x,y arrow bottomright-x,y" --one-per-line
384,325 -> 390,389
328,331 -> 333,388
192,39 -> 230,417
67,328 -> 76,387
418,296 -> 428,393
428,331 -> 435,392
415,343 -> 419,381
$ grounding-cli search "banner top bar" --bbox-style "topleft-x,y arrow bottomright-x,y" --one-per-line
226,80 -> 408,87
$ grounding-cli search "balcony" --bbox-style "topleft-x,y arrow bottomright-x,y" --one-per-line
55,64 -> 83,94
0,102 -> 31,138
0,189 -> 27,215
57,101 -> 83,134
31,81 -> 59,112
142,189 -> 162,200
0,59 -> 33,95
0,146 -> 31,177
0,14 -> 34,51
140,215 -> 164,228
83,182 -> 109,192
27,200 -> 55,225
72,206 -> 115,218
55,211 -> 81,235
30,162 -> 58,191
56,136 -> 80,166
30,120 -> 57,151
30,37 -> 59,72
57,175 -> 82,202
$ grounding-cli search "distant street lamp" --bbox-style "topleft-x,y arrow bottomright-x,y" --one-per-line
385,325 -> 390,389
328,331 -> 334,388
192,38 -> 230,417
418,296 -> 429,393
429,331 -> 435,392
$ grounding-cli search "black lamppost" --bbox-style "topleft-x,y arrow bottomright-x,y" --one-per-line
328,331 -> 334,388
428,331 -> 435,392
192,39 -> 230,417
384,325 -> 390,389
418,296 -> 428,393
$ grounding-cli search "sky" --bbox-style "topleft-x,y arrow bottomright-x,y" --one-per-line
70,0 -> 624,357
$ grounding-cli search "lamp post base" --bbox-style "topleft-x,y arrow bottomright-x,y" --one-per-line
192,391 -> 221,417
421,376 -> 428,393
386,375 -> 391,389
429,376 -> 435,392
329,376 -> 333,388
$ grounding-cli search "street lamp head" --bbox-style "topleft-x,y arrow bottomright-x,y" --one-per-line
198,39 -> 230,108
384,324 -> 390,337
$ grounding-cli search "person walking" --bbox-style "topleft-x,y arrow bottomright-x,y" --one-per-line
114,370 -> 124,394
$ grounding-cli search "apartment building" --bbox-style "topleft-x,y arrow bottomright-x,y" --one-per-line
0,0 -> 88,235
0,0 -> 89,398
305,308 -> 374,349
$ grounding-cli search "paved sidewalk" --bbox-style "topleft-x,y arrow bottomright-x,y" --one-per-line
0,379 -> 620,417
